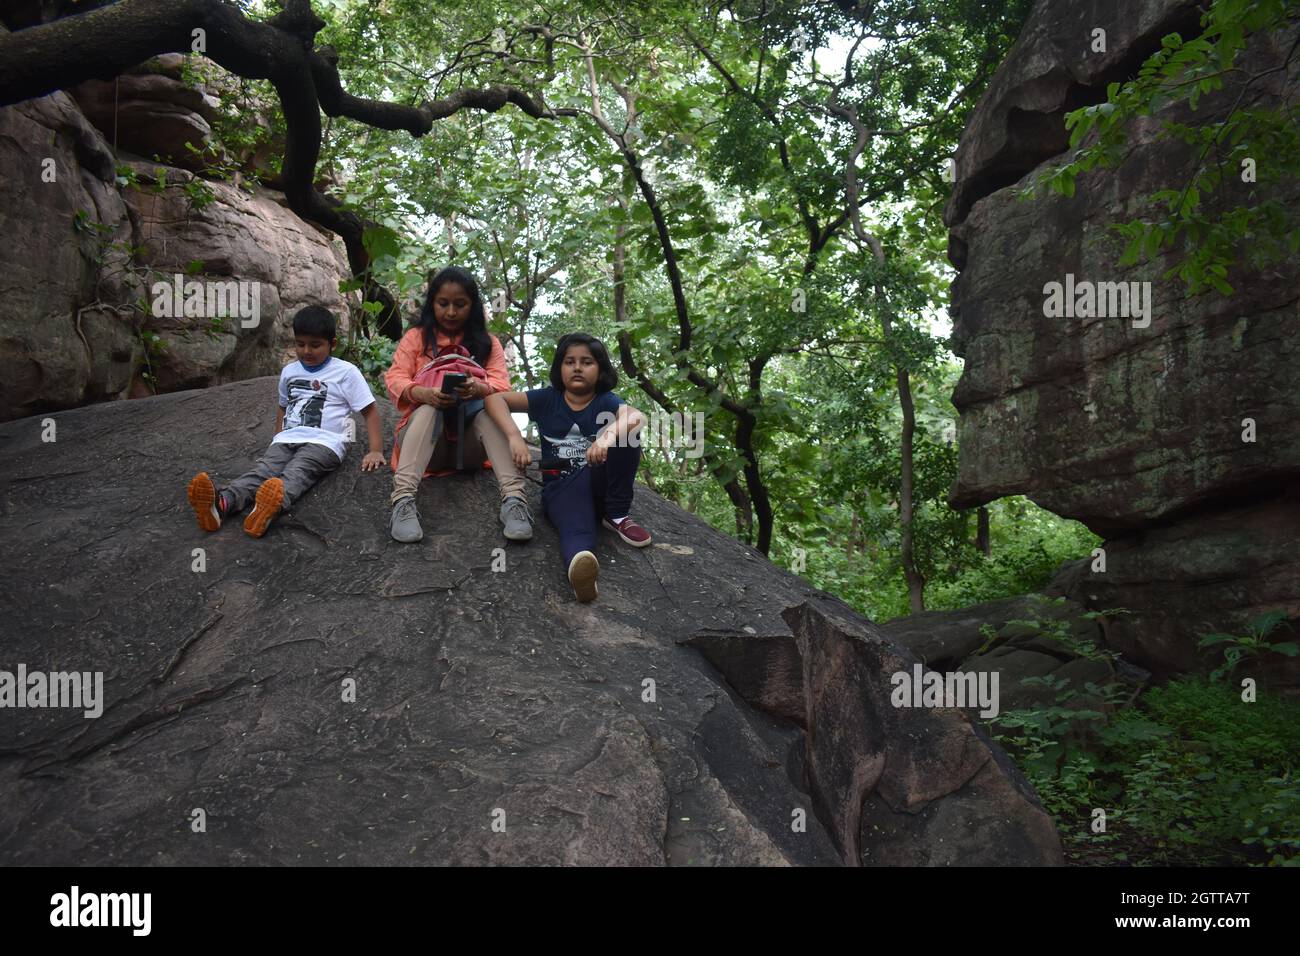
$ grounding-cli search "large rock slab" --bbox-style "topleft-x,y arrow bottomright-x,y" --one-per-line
943,0 -> 1300,680
945,0 -> 1203,229
122,160 -> 354,391
0,90 -> 142,420
71,56 -> 221,173
1047,495 -> 1300,684
880,593 -> 1148,714
0,87 -> 354,421
688,602 -> 1064,865
0,379 -> 1063,865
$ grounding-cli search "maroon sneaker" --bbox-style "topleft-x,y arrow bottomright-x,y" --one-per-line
602,515 -> 652,547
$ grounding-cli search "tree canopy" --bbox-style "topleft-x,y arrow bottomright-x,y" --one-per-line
0,0 -> 1099,617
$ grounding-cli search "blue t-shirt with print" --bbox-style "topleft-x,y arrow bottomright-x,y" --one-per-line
525,386 -> 624,492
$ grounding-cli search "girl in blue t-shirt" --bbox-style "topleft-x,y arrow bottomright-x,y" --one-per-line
484,333 -> 652,602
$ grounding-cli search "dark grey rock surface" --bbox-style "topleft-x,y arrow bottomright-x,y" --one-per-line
0,378 -> 1062,865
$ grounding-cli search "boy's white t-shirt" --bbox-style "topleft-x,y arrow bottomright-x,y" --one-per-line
274,357 -> 375,462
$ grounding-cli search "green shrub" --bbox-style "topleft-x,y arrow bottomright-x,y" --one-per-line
335,333 -> 397,398
990,613 -> 1300,866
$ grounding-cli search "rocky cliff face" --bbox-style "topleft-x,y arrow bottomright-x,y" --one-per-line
944,0 -> 1300,682
0,49 -> 353,422
0,380 -> 1062,865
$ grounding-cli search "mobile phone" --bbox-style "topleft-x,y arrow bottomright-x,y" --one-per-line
441,373 -> 468,393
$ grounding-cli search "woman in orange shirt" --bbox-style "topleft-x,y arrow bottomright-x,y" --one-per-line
383,266 -> 533,543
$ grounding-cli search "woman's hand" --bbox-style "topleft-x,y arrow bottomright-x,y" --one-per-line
413,385 -> 456,409
456,379 -> 487,401
508,435 -> 532,470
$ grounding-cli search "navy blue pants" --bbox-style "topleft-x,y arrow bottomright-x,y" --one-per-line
542,444 -> 641,567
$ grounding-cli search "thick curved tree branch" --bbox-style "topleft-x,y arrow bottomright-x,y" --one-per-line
0,0 -> 576,340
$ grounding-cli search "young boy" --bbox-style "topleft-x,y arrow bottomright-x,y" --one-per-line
484,332 -> 651,603
187,305 -> 386,537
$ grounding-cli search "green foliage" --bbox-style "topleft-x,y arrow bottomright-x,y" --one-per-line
924,514 -> 1100,610
181,175 -> 218,213
291,0 -> 1046,606
1021,0 -> 1300,294
1198,610 -> 1299,682
334,333 -> 398,398
136,329 -> 167,393
988,613 -> 1300,865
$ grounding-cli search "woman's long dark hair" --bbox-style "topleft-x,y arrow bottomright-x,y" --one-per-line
415,266 -> 492,365
549,332 -> 618,393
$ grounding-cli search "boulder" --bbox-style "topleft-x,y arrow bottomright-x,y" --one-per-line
0,379 -> 1063,865
1046,495 -> 1300,685
0,91 -> 143,420
943,0 -> 1300,681
880,593 -> 1148,714
0,89 -> 355,421
71,67 -> 220,173
123,160 -> 354,391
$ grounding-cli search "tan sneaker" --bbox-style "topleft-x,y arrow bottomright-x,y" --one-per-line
244,477 -> 284,538
567,550 -> 599,603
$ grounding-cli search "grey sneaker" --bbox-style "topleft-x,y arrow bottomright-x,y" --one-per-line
390,495 -> 423,542
500,495 -> 534,541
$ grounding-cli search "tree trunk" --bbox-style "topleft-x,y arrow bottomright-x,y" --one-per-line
894,356 -> 926,613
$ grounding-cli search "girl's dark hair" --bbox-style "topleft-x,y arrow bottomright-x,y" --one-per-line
549,332 -> 618,393
415,266 -> 492,365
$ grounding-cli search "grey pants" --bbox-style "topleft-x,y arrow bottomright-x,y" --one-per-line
222,441 -> 341,511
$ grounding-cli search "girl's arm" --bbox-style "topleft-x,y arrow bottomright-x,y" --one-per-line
463,335 -> 513,400
485,392 -> 533,469
588,403 -> 645,465
597,403 -> 645,446
482,336 -> 512,393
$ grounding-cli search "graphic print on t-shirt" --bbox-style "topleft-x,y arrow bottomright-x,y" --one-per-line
285,377 -> 328,429
544,423 -> 592,462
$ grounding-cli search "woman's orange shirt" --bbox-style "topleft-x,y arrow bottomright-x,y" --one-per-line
383,326 -> 512,473
384,326 -> 512,415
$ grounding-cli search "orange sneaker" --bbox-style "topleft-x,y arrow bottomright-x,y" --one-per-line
244,477 -> 284,537
187,472 -> 222,532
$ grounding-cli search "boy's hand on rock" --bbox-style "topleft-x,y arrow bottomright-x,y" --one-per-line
361,451 -> 386,471
509,436 -> 531,470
